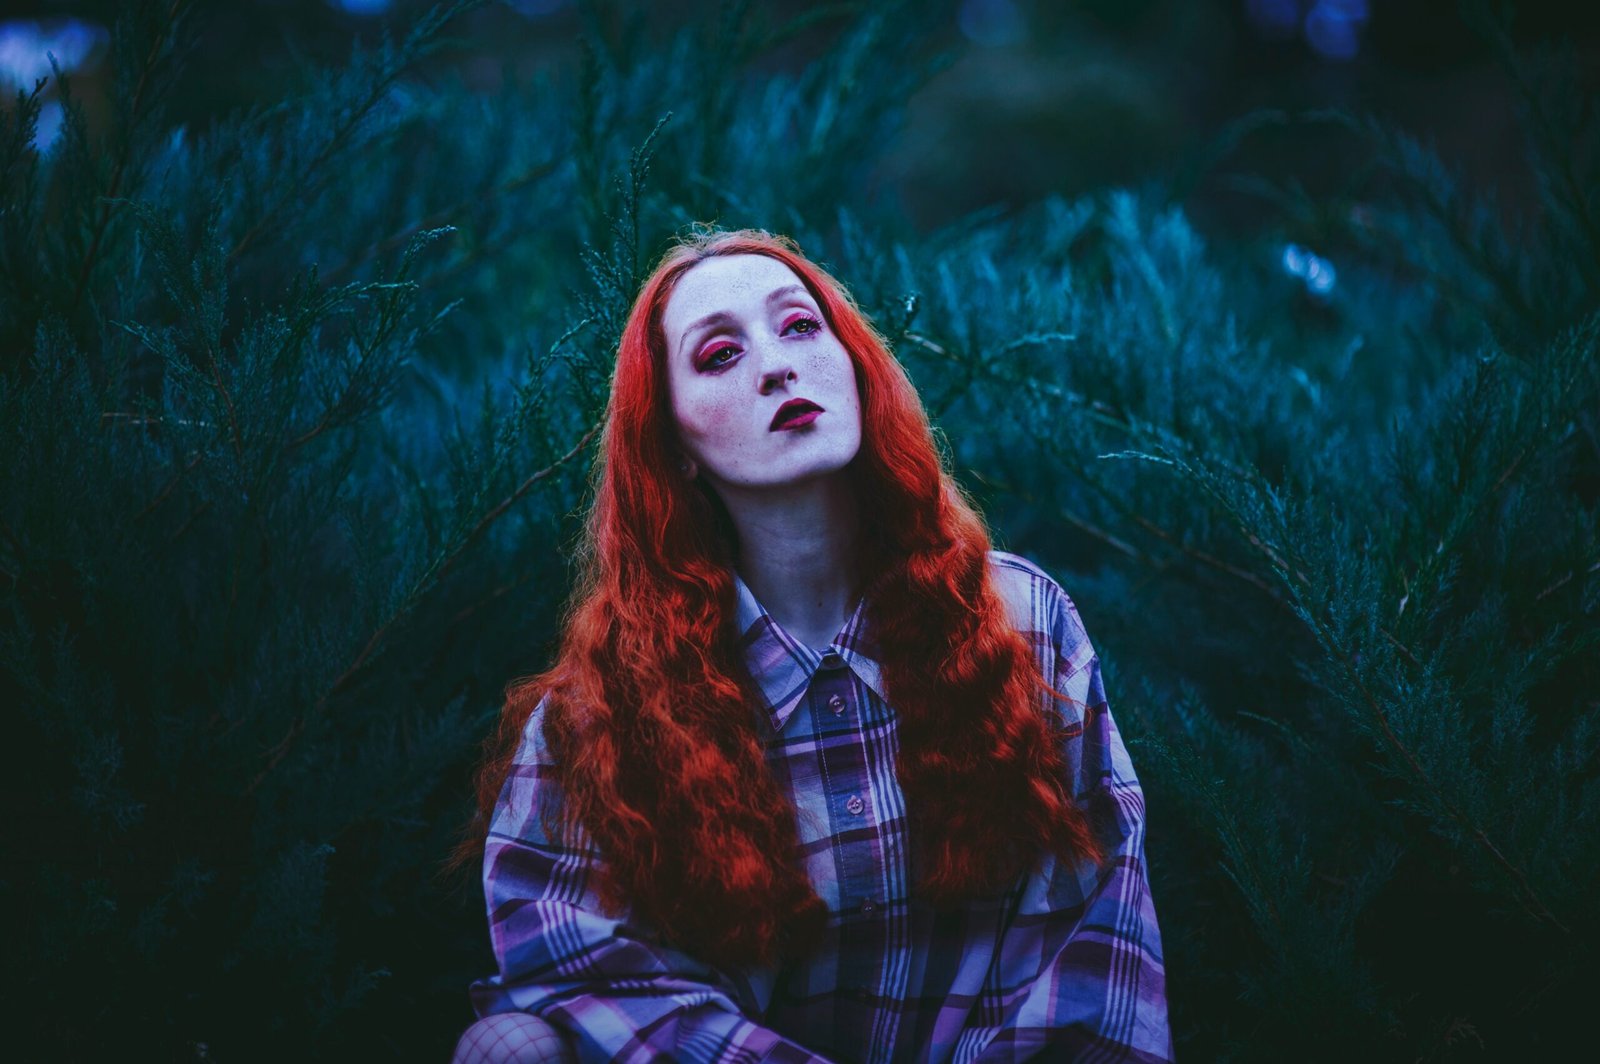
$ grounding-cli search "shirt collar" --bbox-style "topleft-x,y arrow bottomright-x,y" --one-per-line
733,569 -> 887,733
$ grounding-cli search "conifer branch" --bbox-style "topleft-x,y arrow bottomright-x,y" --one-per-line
284,286 -> 429,452
201,328 -> 246,464
134,452 -> 203,520
1394,422 -> 1573,639
910,325 -> 1305,607
1466,1 -> 1600,276
1377,626 -> 1424,669
1136,719 -> 1293,945
1056,506 -> 1144,563
448,570 -> 535,629
436,422 -> 600,587
1226,444 -> 1577,938
227,1 -> 479,266
1534,559 -> 1600,603
1334,635 -> 1572,935
285,411 -> 337,454
68,0 -> 190,322
901,331 -> 1131,435
1488,443 -> 1531,496
1251,506 -> 1561,928
168,500 -> 210,544
409,569 -> 543,688
1108,434 -> 1574,934
101,412 -> 211,428
974,471 -> 1153,567
0,77 -> 47,196
1362,117 -> 1537,330
412,232 -> 515,291
1127,509 -> 1288,601
321,159 -> 560,286
244,422 -> 599,795
1085,452 -> 1295,603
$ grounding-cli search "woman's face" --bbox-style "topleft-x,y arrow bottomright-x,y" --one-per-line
660,254 -> 863,493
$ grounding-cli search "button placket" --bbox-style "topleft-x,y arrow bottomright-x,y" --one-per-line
808,646 -> 881,979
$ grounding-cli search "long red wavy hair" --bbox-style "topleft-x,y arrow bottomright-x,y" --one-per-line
464,228 -> 1104,971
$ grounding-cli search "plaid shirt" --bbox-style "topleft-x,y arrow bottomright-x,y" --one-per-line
471,551 -> 1172,1063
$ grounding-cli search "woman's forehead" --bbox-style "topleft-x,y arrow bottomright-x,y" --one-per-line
662,255 -> 812,322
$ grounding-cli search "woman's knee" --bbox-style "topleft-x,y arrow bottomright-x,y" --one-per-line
450,1012 -> 575,1064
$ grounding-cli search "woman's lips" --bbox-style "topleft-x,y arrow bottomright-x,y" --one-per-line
770,398 -> 824,430
776,410 -> 820,430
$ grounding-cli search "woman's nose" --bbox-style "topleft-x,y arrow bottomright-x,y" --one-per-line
758,364 -> 797,395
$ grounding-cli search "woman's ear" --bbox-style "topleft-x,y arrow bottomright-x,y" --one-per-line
677,455 -> 698,480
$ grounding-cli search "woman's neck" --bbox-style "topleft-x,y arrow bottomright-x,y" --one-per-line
719,473 -> 860,650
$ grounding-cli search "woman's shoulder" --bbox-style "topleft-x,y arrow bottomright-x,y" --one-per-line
507,688 -> 558,769
985,549 -> 1090,650
985,548 -> 1071,609
490,689 -> 587,849
986,548 -> 1055,584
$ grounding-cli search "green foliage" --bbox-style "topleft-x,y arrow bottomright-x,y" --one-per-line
1,0 -> 1594,1061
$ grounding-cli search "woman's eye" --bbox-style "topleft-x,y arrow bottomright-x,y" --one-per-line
696,317 -> 818,370
700,344 -> 738,370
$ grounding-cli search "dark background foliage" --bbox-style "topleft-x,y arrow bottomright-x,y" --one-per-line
1,0 -> 1596,1060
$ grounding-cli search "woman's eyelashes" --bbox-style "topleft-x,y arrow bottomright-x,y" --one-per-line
695,314 -> 824,371
781,313 -> 823,335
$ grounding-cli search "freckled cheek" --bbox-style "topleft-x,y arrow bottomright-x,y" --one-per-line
811,343 -> 859,405
677,396 -> 756,450
804,346 -> 842,374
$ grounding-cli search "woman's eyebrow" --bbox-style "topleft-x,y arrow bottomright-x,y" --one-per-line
678,285 -> 814,356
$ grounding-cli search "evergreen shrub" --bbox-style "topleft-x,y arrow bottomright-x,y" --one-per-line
1,1 -> 1593,1060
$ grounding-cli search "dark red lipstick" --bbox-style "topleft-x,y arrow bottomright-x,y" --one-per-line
770,398 -> 824,431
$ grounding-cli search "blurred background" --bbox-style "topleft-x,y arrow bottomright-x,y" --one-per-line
7,0 -> 1599,232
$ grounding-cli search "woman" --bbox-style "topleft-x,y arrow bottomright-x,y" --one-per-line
452,228 -> 1172,1063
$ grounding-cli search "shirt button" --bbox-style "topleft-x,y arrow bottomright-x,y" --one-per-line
860,898 -> 877,915
827,694 -> 845,715
846,794 -> 865,816
820,651 -> 845,670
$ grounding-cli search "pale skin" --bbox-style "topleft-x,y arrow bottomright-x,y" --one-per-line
660,254 -> 865,651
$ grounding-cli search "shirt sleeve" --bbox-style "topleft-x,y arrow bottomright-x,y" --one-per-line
470,698 -> 836,1064
974,579 -> 1174,1063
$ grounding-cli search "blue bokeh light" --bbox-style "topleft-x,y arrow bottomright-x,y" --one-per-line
1282,243 -> 1338,297
1246,0 -> 1369,60
1304,0 -> 1368,61
0,18 -> 108,89
331,0 -> 393,16
34,99 -> 64,152
0,18 -> 109,152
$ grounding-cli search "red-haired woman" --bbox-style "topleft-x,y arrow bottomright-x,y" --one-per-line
451,229 -> 1172,1063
